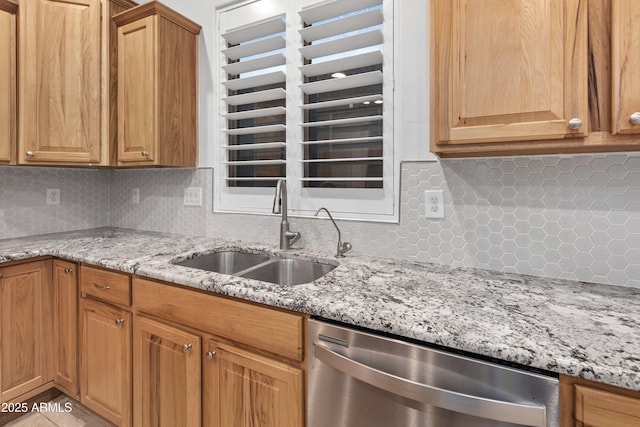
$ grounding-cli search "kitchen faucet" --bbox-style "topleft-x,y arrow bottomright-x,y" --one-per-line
314,207 -> 352,257
272,179 -> 301,250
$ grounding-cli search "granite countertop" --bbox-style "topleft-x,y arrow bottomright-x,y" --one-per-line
1,227 -> 639,391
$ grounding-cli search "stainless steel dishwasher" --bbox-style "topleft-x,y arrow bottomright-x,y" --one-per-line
307,319 -> 559,427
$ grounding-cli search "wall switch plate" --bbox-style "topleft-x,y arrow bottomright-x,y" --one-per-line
46,188 -> 60,205
132,188 -> 140,205
424,190 -> 444,218
184,187 -> 202,206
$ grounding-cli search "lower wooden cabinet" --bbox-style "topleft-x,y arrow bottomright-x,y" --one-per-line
133,316 -> 201,427
203,340 -> 304,427
0,260 -> 53,402
52,260 -> 79,398
81,298 -> 132,427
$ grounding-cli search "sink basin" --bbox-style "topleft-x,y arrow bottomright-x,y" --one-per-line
238,258 -> 336,286
175,251 -> 270,274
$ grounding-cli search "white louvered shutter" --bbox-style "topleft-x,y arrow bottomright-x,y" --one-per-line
221,15 -> 287,187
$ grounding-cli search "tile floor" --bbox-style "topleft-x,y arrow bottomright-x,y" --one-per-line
4,395 -> 114,427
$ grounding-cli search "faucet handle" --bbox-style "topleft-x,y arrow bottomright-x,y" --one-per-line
338,242 -> 352,257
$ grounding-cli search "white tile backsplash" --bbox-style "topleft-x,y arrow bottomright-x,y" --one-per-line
2,152 -> 640,288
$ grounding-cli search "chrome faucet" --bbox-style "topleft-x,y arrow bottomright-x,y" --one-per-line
272,180 -> 301,250
314,207 -> 352,257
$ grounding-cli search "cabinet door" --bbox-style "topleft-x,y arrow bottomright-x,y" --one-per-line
203,341 -> 303,427
117,15 -> 157,165
575,385 -> 640,426
0,0 -> 17,165
133,316 -> 201,427
81,298 -> 132,427
433,0 -> 588,145
18,0 -> 101,164
612,0 -> 640,134
53,260 -> 78,398
0,260 -> 53,402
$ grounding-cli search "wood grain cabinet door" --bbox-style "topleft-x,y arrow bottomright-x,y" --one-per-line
203,340 -> 303,427
612,0 -> 640,134
0,260 -> 53,402
133,316 -> 201,427
117,15 -> 157,165
52,260 -> 79,398
433,0 -> 588,146
575,385 -> 640,426
18,0 -> 102,164
0,0 -> 17,165
80,298 -> 132,427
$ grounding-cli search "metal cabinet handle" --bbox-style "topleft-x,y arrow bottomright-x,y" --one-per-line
182,343 -> 193,353
206,351 -> 216,360
313,342 -> 547,427
93,283 -> 111,290
630,112 -> 640,125
26,151 -> 34,157
141,151 -> 149,157
568,118 -> 583,130
64,268 -> 73,274
114,318 -> 125,326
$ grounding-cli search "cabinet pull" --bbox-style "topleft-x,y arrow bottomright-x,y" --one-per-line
26,151 -> 34,157
568,118 -> 583,130
115,318 -> 125,326
206,351 -> 216,360
93,283 -> 111,290
182,343 -> 193,353
64,268 -> 73,274
141,151 -> 149,157
630,112 -> 640,125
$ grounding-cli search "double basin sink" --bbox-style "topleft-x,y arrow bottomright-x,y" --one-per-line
174,250 -> 337,286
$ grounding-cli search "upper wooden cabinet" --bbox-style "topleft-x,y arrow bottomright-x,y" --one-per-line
114,1 -> 201,167
0,0 -> 17,165
432,0 -> 588,153
17,0 -> 136,166
612,0 -> 640,135
431,0 -> 640,157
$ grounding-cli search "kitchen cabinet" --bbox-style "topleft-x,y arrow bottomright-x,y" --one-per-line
133,316 -> 201,427
431,0 -> 640,157
52,260 -> 79,398
17,0 -> 136,166
560,374 -> 640,427
80,265 -> 132,427
612,0 -> 640,135
0,260 -> 53,402
114,1 -> 200,167
0,0 -> 17,165
203,340 -> 303,427
133,276 -> 305,427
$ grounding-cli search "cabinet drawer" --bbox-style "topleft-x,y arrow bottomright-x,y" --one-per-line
81,265 -> 131,307
133,277 -> 304,361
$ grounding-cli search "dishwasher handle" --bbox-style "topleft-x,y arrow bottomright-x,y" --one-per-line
313,342 -> 547,427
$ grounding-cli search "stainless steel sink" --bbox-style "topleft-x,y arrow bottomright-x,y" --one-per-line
174,251 -> 270,274
238,258 -> 336,286
173,251 -> 337,286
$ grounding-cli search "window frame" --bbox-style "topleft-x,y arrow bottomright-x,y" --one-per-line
214,0 -> 398,222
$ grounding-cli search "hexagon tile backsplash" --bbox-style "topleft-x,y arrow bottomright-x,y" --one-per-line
2,152 -> 640,288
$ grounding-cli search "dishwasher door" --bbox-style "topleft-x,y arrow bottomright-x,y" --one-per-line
307,319 -> 559,427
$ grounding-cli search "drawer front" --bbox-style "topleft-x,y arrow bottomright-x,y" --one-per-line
133,277 -> 304,361
81,265 -> 131,307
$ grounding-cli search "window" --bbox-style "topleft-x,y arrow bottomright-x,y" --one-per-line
215,0 -> 395,221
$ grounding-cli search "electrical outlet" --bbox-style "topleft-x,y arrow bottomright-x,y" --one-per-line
132,188 -> 140,205
46,188 -> 60,206
424,190 -> 444,218
184,187 -> 202,206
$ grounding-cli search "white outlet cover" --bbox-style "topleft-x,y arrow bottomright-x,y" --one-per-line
424,190 -> 444,219
184,187 -> 202,206
46,188 -> 60,206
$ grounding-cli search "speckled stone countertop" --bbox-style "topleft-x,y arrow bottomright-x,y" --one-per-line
1,227 -> 639,391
